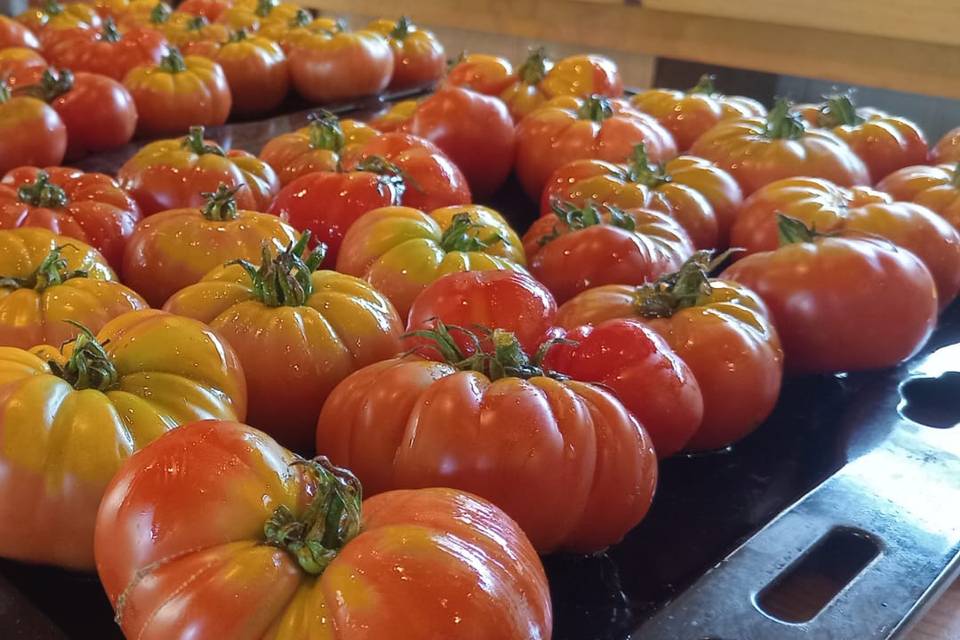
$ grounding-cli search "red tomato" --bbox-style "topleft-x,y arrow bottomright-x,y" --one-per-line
317,324 -> 657,553
690,98 -> 869,195
0,47 -> 47,89
722,216 -> 937,373
0,81 -> 66,175
730,177 -> 960,309
177,0 -> 232,21
95,420 -> 552,639
878,163 -> 960,232
445,52 -> 514,95
0,15 -> 41,49
515,94 -> 677,201
0,167 -> 140,270
17,1 -> 102,42
23,69 -> 136,159
391,85 -> 516,198
524,202 -> 693,304
543,318 -> 703,459
933,127 -> 960,164
43,19 -> 168,81
367,16 -> 444,90
118,126 -> 279,215
288,28 -> 393,103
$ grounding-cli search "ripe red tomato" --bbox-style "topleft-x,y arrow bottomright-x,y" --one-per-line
0,15 -> 41,49
317,323 -> 657,553
445,52 -> 514,95
123,48 -> 231,136
690,99 -> 869,195
932,126 -> 960,164
795,94 -> 928,183
43,19 -> 168,81
878,163 -> 960,232
367,16 -> 444,90
385,85 -> 516,198
0,166 -> 140,270
722,216 -> 937,373
288,28 -> 393,103
96,420 -> 552,638
0,47 -> 47,89
177,0 -> 231,21
557,252 -> 783,451
0,81 -> 66,175
515,94 -> 677,201
523,202 -> 693,304
730,177 -> 960,309
118,126 -> 279,215
23,69 -> 136,159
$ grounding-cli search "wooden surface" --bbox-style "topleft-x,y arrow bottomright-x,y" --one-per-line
907,580 -> 960,640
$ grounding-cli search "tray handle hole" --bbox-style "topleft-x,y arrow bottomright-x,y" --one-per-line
756,526 -> 881,624
899,373 -> 960,429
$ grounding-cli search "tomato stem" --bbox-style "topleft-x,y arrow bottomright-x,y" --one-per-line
438,212 -> 504,253
763,98 -> 805,140
819,93 -> 864,128
577,95 -> 614,122
390,15 -> 413,40
517,46 -> 548,84
231,233 -> 326,307
43,0 -> 64,16
47,323 -> 119,391
25,68 -> 74,102
16,170 -> 69,208
290,8 -> 311,27
306,111 -> 344,152
228,29 -> 247,42
540,200 -> 635,246
201,184 -> 242,221
255,0 -> 278,18
0,245 -> 89,291
181,126 -> 225,156
186,15 -> 208,31
625,143 -> 671,188
101,18 -> 122,42
355,155 -> 411,202
952,163 -> 960,188
633,250 -> 733,318
777,212 -> 820,245
160,48 -> 188,73
688,73 -> 717,95
0,81 -> 9,103
264,456 -> 362,576
149,2 -> 171,25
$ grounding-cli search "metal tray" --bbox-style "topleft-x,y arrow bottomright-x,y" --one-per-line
1,87 -> 959,640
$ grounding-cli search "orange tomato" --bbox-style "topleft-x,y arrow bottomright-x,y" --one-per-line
445,52 -> 514,96
216,0 -> 299,32
878,163 -> 960,232
367,16 -> 444,90
288,28 -> 394,103
0,47 -> 47,90
0,81 -> 66,175
258,12 -> 343,53
0,15 -> 41,49
17,0 -> 102,41
177,0 -> 232,21
162,14 -> 229,48
42,19 -> 169,81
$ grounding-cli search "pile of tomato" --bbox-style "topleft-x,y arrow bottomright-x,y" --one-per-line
2,4 -> 960,638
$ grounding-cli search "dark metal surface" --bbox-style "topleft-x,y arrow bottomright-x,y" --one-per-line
1,85 -> 959,640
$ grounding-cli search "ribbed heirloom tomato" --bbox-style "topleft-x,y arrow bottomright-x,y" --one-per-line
690,99 -> 869,194
557,252 -> 784,451
933,127 -> 960,163
0,15 -> 41,49
216,0 -> 299,33
317,322 -> 657,554
118,126 -> 279,215
878,163 -> 960,232
123,185 -> 298,306
43,18 -> 169,80
95,421 -> 552,639
367,16 -> 444,90
337,205 -> 526,317
0,167 -> 140,269
164,235 -> 403,452
163,14 -> 229,49
258,12 -> 343,53
0,229 -> 146,348
0,82 -> 66,179
0,47 -> 47,89
177,0 -> 231,21
722,216 -> 938,374
0,308 -> 246,569
17,1 -> 101,42
445,52 -> 515,96
523,201 -> 693,304
288,27 -> 393,103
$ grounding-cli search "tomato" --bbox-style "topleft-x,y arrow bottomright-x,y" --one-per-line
730,177 -> 960,308
516,94 -> 677,201
43,19 -> 168,81
399,86 -> 517,198
405,269 -> 558,357
0,15 -> 41,49
795,94 -> 928,183
0,230 -> 146,349
123,48 -> 230,136
17,1 -> 101,40
164,236 -> 403,451
630,74 -> 766,152
259,113 -> 379,186
541,53 -> 622,99
318,322 -> 656,553
690,99 -> 869,195
556,252 -> 783,451
23,69 -> 136,159
163,14 -> 229,48
878,163 -> 960,231
258,11 -> 343,54
217,0 -> 298,32
0,308 -> 246,569
0,167 -> 140,270
0,47 -> 47,89
95,420 -> 552,639
365,16 -> 443,90
445,52 -> 514,96
0,81 -> 66,175
123,185 -> 298,306
541,146 -> 742,249
336,204 -> 526,317
722,216 -> 937,373
543,318 -> 703,459
177,0 -> 231,21
524,202 -> 693,304
498,48 -> 552,122
116,0 -> 174,29
933,127 -> 960,163
288,28 -> 393,103
118,126 -> 280,215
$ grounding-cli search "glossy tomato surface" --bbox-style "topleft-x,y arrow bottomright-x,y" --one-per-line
367,16 -> 444,90
288,29 -> 394,103
259,116 -> 379,186
878,163 -> 960,232
43,20 -> 169,81
0,83 -> 66,174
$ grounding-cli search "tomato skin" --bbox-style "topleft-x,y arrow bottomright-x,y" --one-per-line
445,52 -> 514,96
95,420 -> 552,640
367,17 -> 444,90
43,23 -> 169,81
317,357 -> 657,553
216,0 -> 299,32
17,2 -> 102,40
933,127 -> 960,163
543,319 -> 703,459
730,177 -> 960,308
0,90 -> 67,175
189,34 -> 289,116
878,163 -> 960,232
0,16 -> 41,49
0,166 -> 141,270
123,52 -> 231,136
259,118 -> 379,186
0,47 -> 47,89
541,54 -> 622,99
0,309 -> 246,569
515,95 -> 677,201
288,29 -> 394,103
336,204 -> 526,317
393,85 -> 516,198
523,206 -> 693,304
117,131 -> 280,215
556,279 -> 783,451
722,237 -> 937,374
178,0 -> 231,21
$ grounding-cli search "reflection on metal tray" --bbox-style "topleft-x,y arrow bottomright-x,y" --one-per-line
2,82 -> 960,640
